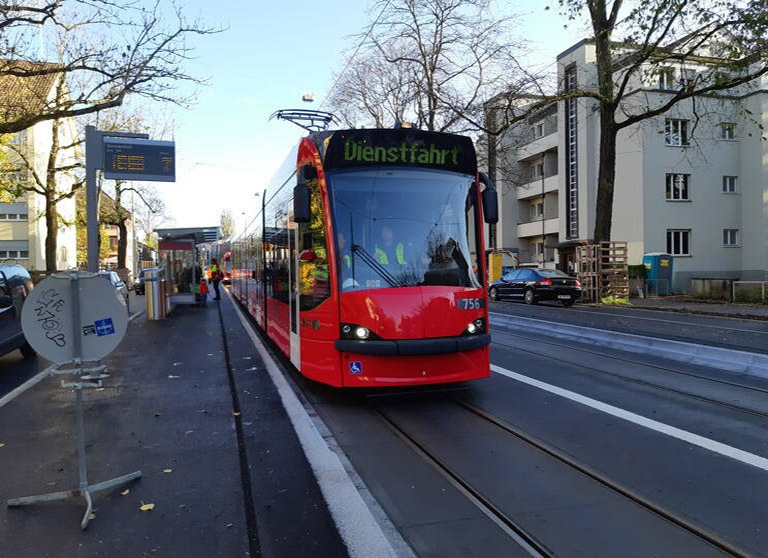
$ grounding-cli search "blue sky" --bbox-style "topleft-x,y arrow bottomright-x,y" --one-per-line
159,0 -> 586,232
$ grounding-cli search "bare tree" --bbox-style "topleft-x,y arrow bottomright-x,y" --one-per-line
0,1 -> 219,134
326,0 -> 526,132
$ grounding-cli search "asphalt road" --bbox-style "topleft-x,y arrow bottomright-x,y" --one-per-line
285,306 -> 768,557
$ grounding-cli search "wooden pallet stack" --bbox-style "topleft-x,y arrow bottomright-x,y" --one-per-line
576,241 -> 629,302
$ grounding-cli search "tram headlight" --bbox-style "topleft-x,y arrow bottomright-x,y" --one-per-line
342,324 -> 352,335
466,322 -> 478,334
466,319 -> 484,334
354,327 -> 370,340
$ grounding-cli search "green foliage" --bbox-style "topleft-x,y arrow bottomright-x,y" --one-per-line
600,295 -> 630,305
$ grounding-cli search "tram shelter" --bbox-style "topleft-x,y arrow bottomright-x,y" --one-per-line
156,226 -> 220,305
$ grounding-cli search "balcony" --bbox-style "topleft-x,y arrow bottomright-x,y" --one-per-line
517,174 -> 559,199
517,132 -> 558,162
518,217 -> 558,238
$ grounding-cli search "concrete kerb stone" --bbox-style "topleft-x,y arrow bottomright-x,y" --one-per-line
490,313 -> 768,380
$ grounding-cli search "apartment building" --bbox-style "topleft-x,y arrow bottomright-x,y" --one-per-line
0,64 -> 78,271
490,39 -> 768,292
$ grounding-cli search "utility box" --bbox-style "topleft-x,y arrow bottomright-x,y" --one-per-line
643,253 -> 673,296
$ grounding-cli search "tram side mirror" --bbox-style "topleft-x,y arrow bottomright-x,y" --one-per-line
294,164 -> 317,224
479,173 -> 498,224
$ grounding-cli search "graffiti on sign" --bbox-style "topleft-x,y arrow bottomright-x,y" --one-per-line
33,288 -> 67,347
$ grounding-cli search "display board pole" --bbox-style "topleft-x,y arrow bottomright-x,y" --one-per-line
85,126 -> 149,273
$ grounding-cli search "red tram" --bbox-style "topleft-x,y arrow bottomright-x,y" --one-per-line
231,128 -> 498,387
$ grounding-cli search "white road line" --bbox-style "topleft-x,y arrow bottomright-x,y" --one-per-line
226,291 -> 399,558
491,308 -> 768,335
0,363 -> 56,409
491,364 -> 768,473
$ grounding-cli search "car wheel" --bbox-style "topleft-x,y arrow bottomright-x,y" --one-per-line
524,289 -> 537,305
561,299 -> 575,307
489,287 -> 499,301
20,341 -> 36,359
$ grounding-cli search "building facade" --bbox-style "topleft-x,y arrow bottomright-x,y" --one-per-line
0,67 -> 79,272
490,39 -> 768,292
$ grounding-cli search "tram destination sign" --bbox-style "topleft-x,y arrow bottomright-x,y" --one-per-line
103,137 -> 176,182
324,129 -> 476,175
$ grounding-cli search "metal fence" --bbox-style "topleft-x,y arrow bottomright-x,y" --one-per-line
732,281 -> 768,304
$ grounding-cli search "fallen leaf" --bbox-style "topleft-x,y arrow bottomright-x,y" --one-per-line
225,523 -> 234,528
88,513 -> 96,520
121,489 -> 130,496
0,443 -> 5,448
163,469 -> 173,473
154,412 -> 161,417
184,430 -> 194,435
232,412 -> 241,417
140,502 -> 155,512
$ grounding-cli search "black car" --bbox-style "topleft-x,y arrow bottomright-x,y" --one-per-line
489,268 -> 581,306
0,264 -> 36,358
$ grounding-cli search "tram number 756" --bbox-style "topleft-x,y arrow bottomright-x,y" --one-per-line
457,298 -> 484,310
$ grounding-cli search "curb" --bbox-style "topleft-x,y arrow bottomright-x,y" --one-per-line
490,313 -> 768,379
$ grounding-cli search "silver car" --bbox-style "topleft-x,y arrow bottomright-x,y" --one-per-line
98,271 -> 129,308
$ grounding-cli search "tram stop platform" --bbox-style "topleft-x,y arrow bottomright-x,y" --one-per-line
0,292 -> 349,557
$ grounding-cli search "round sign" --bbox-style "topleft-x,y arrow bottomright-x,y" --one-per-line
21,272 -> 128,363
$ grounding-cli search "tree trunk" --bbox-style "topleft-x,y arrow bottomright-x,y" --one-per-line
45,194 -> 58,272
593,113 -> 617,243
117,218 -> 127,269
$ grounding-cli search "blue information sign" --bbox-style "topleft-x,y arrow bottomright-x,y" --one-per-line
103,137 -> 175,182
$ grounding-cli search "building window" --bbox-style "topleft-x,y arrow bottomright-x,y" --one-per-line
720,123 -> 736,140
665,119 -> 689,146
531,123 -> 544,139
679,68 -> 697,88
723,229 -> 739,247
666,229 -> 691,256
0,213 -> 28,221
722,176 -> 738,193
665,173 -> 690,201
530,201 -> 544,220
657,67 -> 675,90
530,162 -> 544,181
0,250 -> 29,259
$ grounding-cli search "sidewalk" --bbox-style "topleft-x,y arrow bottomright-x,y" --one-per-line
0,295 -> 347,557
625,296 -> 768,320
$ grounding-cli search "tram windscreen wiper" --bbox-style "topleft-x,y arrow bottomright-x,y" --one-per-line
351,244 -> 403,288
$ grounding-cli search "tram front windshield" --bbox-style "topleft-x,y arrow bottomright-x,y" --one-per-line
329,167 -> 481,292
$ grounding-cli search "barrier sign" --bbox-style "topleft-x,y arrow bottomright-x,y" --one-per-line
103,137 -> 175,182
21,273 -> 128,363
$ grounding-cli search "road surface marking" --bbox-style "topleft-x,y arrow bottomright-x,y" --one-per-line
491,364 -> 768,472
227,291 -> 402,558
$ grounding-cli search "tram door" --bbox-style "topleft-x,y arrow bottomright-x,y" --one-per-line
289,219 -> 301,367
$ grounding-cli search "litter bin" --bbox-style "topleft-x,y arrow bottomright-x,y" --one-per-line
643,253 -> 673,296
145,268 -> 167,320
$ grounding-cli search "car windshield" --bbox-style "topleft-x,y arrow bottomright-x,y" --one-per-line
328,167 -> 481,292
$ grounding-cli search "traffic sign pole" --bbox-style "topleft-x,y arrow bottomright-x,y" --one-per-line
8,272 -> 140,529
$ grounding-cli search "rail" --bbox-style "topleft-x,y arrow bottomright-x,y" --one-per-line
732,281 -> 768,304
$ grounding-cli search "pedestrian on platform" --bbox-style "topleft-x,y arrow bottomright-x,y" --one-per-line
210,258 -> 222,300
197,276 -> 209,306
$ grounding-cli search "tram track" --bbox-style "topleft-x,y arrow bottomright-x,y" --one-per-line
369,393 -> 745,557
490,331 -> 768,420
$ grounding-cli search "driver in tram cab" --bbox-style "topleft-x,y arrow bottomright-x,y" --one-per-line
374,225 -> 408,268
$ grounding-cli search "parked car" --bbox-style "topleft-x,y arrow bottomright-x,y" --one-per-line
0,264 -> 36,358
489,268 -> 581,306
98,271 -> 129,307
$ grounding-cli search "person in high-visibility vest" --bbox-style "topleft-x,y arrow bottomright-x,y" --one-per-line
374,225 -> 407,266
210,258 -> 222,300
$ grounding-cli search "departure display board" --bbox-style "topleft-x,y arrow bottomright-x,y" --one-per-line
103,137 -> 175,182
323,129 -> 476,175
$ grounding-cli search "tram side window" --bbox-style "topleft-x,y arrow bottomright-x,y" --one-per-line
270,206 -> 291,305
298,173 -> 330,311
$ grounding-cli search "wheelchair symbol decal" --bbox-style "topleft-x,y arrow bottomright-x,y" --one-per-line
349,361 -> 362,375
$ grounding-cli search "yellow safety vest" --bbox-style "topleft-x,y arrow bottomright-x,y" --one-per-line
343,255 -> 351,268
374,243 -> 406,265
